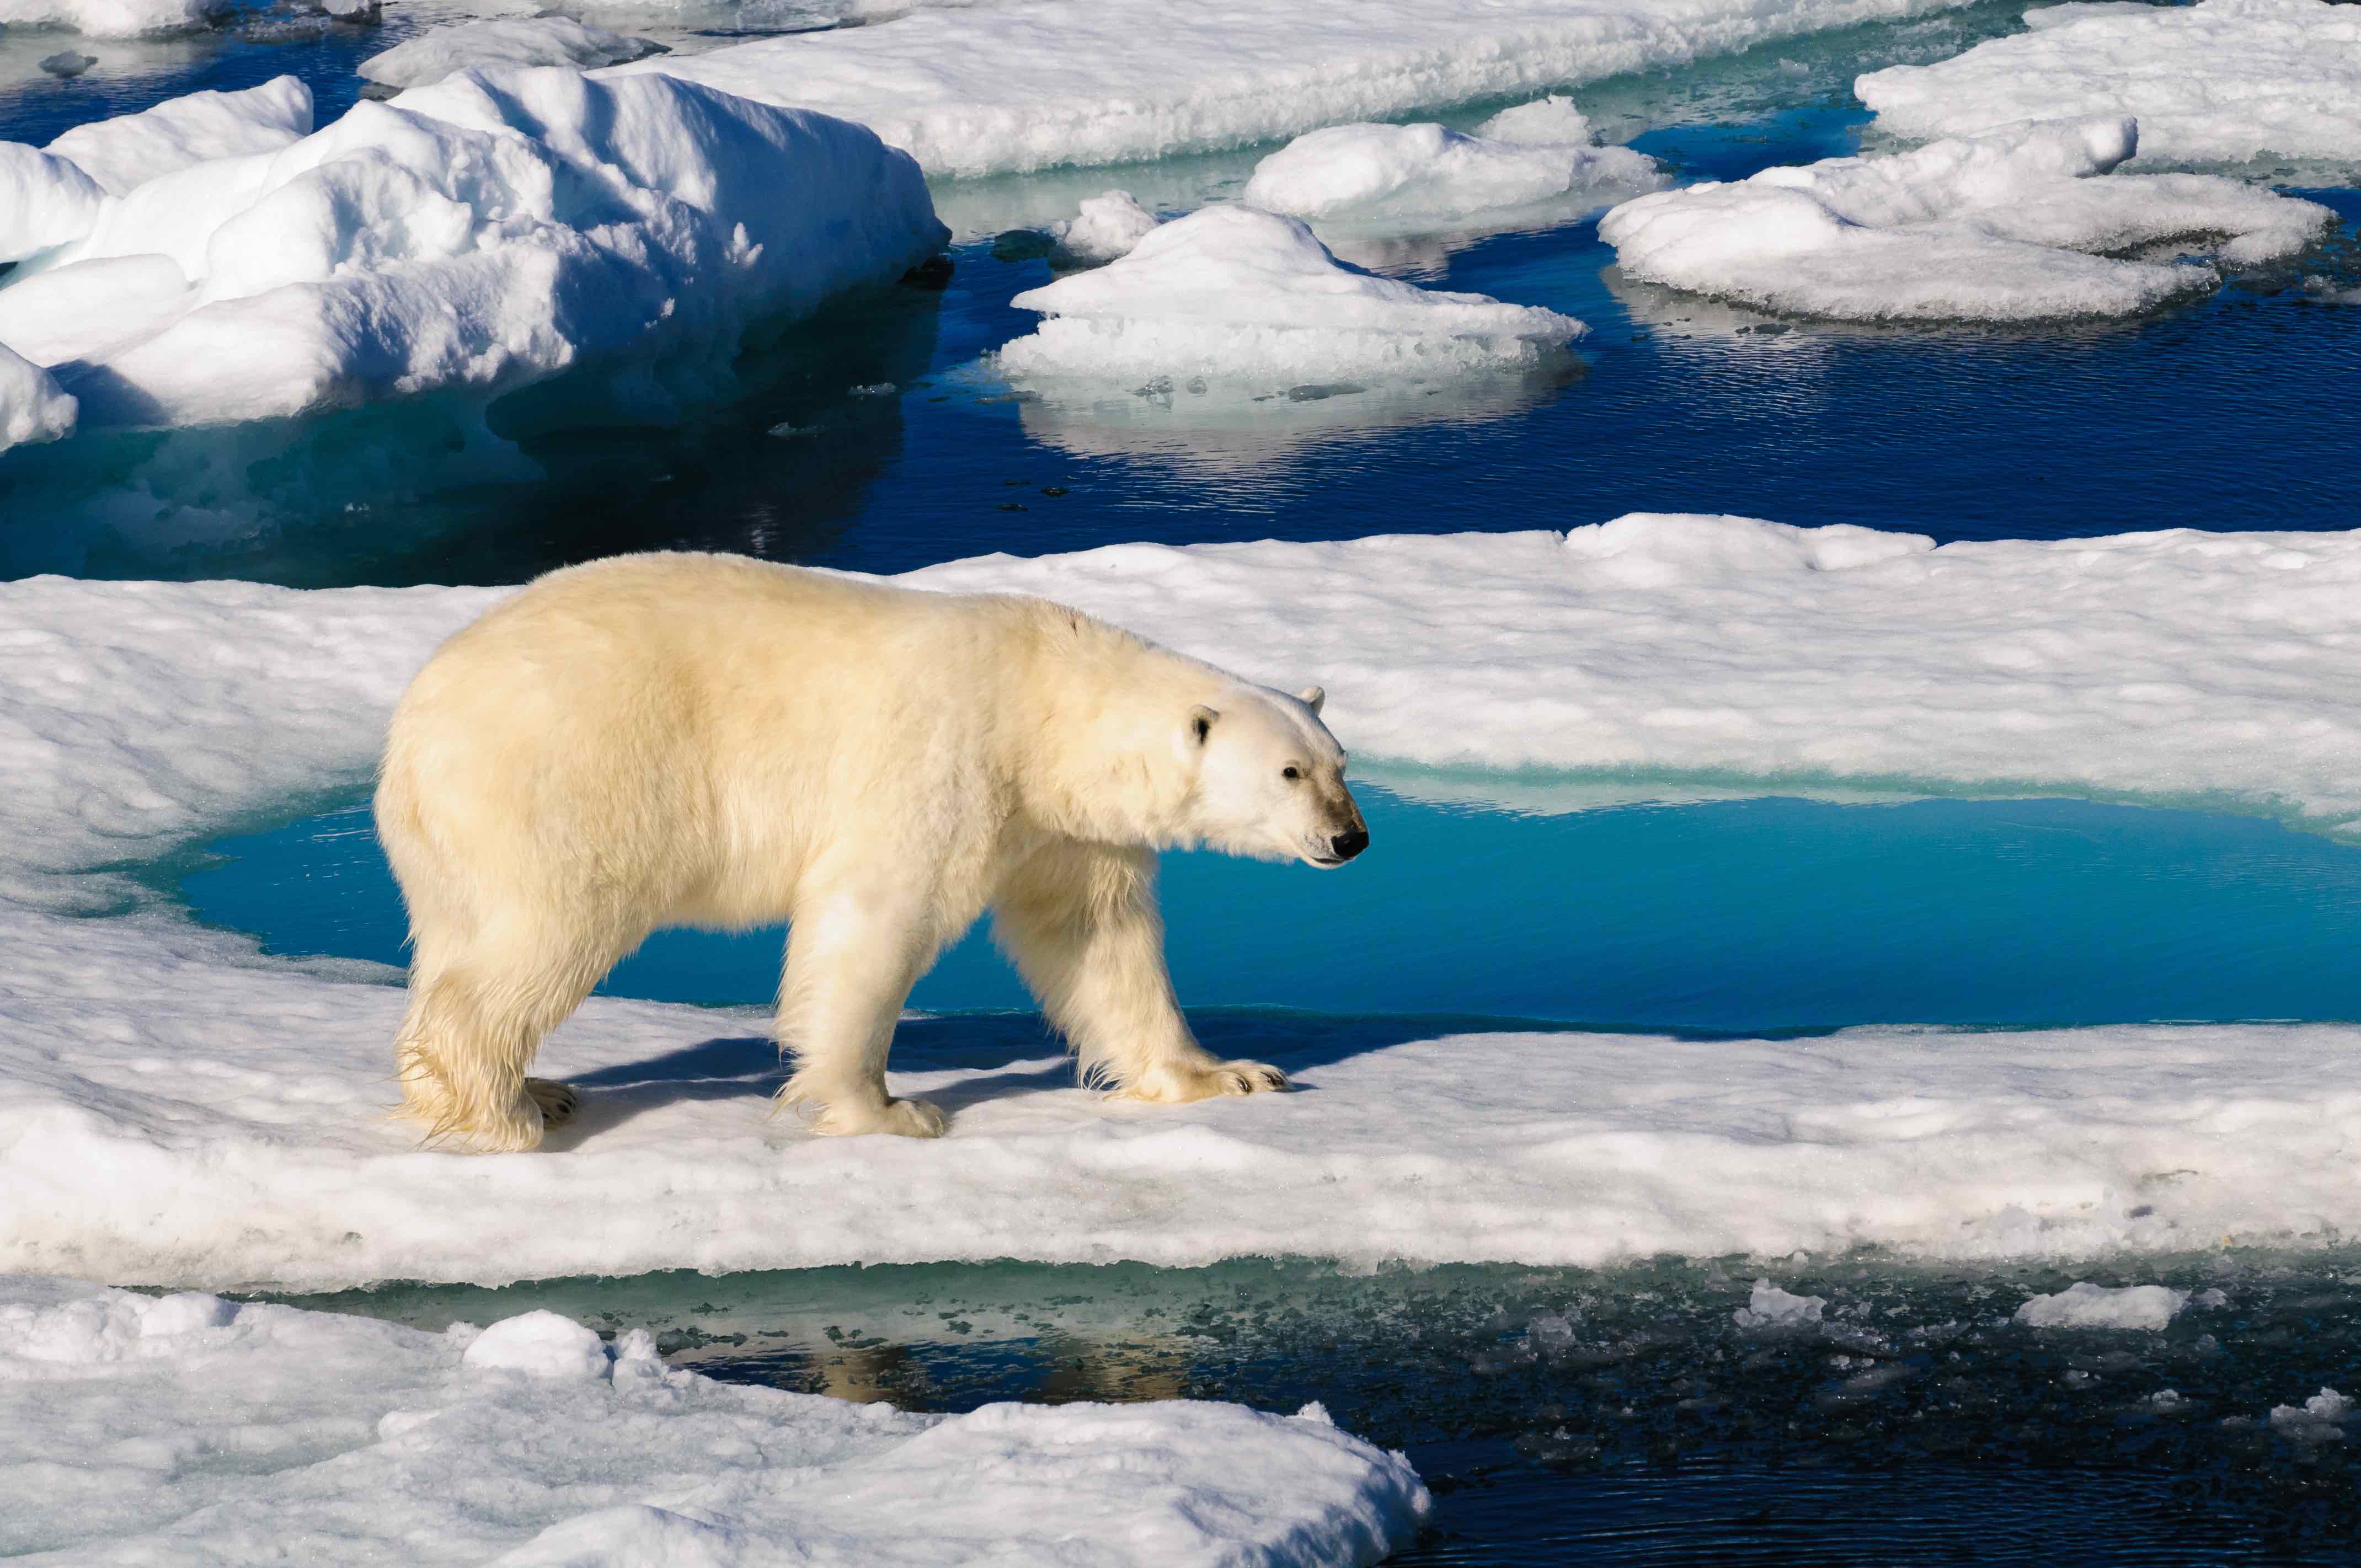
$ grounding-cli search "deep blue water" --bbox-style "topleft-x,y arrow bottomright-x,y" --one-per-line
183,786 -> 2361,1029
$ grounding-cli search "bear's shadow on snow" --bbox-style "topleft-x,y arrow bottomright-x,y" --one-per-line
541,1010 -> 1599,1146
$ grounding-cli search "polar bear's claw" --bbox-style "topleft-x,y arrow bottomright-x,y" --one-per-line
525,1078 -> 580,1126
1125,1058 -> 1290,1103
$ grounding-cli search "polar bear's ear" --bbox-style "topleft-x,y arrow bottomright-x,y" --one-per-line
1297,686 -> 1326,715
1189,706 -> 1219,746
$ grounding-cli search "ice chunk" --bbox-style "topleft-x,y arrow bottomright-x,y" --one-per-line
1242,109 -> 1663,226
1858,0 -> 2361,167
0,345 -> 77,453
0,67 -> 946,435
42,76 -> 314,197
611,0 -> 1980,178
1734,1279 -> 1827,1329
1596,116 -> 2331,320
1048,189 -> 1162,261
462,1310 -> 616,1380
359,18 -> 667,92
997,204 -> 1584,387
1473,94 -> 1601,146
0,0 -> 220,36
2021,2 -> 2154,31
38,50 -> 96,77
2012,1281 -> 2188,1329
0,145 -> 106,265
0,1278 -> 1428,1564
2268,1387 -> 2355,1441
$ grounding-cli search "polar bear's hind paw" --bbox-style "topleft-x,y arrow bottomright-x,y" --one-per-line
525,1078 -> 580,1126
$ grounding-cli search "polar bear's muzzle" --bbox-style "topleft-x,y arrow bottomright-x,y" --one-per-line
1302,799 -> 1370,868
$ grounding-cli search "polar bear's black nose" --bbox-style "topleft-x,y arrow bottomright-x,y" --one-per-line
1329,827 -> 1369,862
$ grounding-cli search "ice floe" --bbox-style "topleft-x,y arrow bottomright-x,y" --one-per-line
0,0 -> 217,36
0,1278 -> 1425,1565
1596,116 -> 2331,320
1046,187 -> 1161,262
359,17 -> 666,91
1242,98 -> 1664,228
12,521 -> 2361,1285
42,76 -> 314,197
2268,1388 -> 2356,1442
615,0 -> 1972,177
995,204 -> 1585,389
1859,0 -> 2361,168
2012,1281 -> 2188,1330
0,67 -> 944,434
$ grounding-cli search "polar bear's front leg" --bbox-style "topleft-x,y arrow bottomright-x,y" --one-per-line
776,893 -> 948,1138
993,842 -> 1289,1104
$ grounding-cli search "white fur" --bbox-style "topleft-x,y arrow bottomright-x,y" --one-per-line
375,552 -> 1366,1149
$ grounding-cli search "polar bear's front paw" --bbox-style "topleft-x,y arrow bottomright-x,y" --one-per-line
1124,1058 -> 1290,1104
525,1078 -> 580,1127
813,1095 -> 949,1139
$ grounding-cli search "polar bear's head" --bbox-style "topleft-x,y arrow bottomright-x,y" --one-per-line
1182,684 -> 1369,868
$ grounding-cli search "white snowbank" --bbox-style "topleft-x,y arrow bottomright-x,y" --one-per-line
1734,1280 -> 1827,1328
612,0 -> 1972,177
13,521 -> 2361,1285
1242,98 -> 1664,226
359,17 -> 666,91
1859,0 -> 2361,168
0,67 -> 944,433
1048,188 -> 1161,261
996,204 -> 1585,387
0,1278 -> 1426,1565
1596,116 -> 2331,320
0,0 -> 217,37
2012,1281 -> 2188,1329
43,76 -> 314,197
0,343 -> 76,452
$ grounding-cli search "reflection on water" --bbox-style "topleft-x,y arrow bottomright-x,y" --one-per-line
275,1248 -> 2361,1563
179,785 -> 2361,1029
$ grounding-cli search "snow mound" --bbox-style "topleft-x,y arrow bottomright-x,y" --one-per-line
1734,1280 -> 1828,1328
0,0 -> 218,36
1048,188 -> 1161,261
996,204 -> 1585,387
42,76 -> 314,199
2012,1281 -> 2189,1329
0,67 -> 945,435
0,345 -> 76,453
1242,99 -> 1664,226
611,0 -> 1973,178
1596,116 -> 2330,320
1859,0 -> 2361,167
359,17 -> 666,91
0,1279 -> 1427,1565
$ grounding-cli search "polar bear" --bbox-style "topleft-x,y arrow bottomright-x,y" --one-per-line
375,551 -> 1368,1150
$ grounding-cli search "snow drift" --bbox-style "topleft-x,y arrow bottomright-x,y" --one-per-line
0,1278 -> 1427,1565
1596,116 -> 2329,320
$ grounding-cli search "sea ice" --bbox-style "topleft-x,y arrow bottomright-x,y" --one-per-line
611,0 -> 1973,177
43,75 -> 314,196
1858,0 -> 2361,167
2020,1 -> 2152,30
1596,116 -> 2330,320
995,204 -> 1585,387
0,67 -> 945,434
0,1278 -> 1427,1564
1241,98 -> 1664,227
0,0 -> 219,36
359,17 -> 667,91
1047,188 -> 1161,261
2012,1281 -> 2189,1329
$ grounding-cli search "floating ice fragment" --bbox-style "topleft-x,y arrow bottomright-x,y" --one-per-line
1735,1279 -> 1826,1329
2268,1387 -> 2355,1442
1243,104 -> 1664,226
996,204 -> 1584,388
1860,0 -> 2361,167
2012,1281 -> 2189,1330
1597,115 -> 2331,320
1048,189 -> 1161,262
359,18 -> 667,92
39,50 -> 97,77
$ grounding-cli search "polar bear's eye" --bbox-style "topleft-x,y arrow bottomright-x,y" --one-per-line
1281,766 -> 1302,782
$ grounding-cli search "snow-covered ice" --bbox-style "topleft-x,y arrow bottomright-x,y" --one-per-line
1242,98 -> 1665,228
1596,116 -> 2331,320
0,1278 -> 1427,1565
614,0 -> 1972,178
42,76 -> 314,197
12,520 -> 2361,1286
2012,1281 -> 2188,1330
0,67 -> 944,434
995,204 -> 1586,388
0,0 -> 218,36
359,17 -> 666,91
1858,0 -> 2361,168
1046,188 -> 1161,262
2020,1 -> 2152,31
